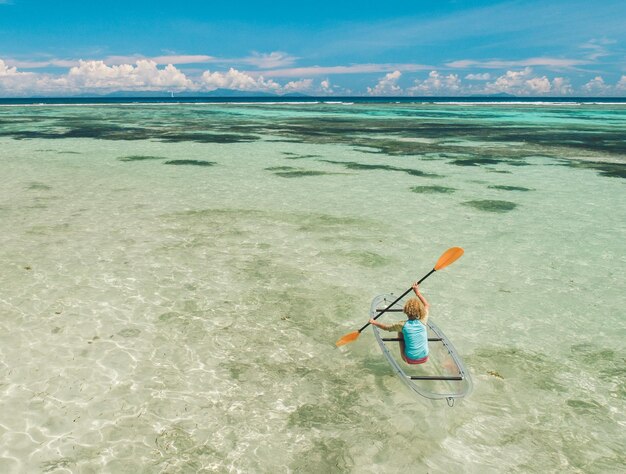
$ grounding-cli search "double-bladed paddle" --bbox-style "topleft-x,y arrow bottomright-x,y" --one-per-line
335,247 -> 464,347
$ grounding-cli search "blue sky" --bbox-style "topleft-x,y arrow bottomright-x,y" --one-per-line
1,0 -> 625,96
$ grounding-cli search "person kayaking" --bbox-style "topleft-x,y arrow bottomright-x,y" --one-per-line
369,282 -> 430,364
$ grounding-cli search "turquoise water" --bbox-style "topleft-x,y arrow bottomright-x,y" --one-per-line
0,103 -> 624,472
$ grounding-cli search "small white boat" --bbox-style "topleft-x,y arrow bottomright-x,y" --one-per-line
370,294 -> 472,405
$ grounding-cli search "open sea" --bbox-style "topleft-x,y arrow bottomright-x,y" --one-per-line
0,99 -> 624,473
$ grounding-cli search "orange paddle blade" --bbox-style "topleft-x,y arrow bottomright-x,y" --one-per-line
335,331 -> 360,347
434,247 -> 464,271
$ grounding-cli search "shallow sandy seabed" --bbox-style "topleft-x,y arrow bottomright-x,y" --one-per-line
0,103 -> 624,473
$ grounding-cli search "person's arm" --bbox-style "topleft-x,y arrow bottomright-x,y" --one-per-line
412,283 -> 430,312
369,319 -> 391,330
369,319 -> 405,332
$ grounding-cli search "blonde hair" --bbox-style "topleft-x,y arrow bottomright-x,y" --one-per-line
403,298 -> 428,322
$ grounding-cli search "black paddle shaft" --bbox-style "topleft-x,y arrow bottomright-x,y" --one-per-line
358,268 -> 436,333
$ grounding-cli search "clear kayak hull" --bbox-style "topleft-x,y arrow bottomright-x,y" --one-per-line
370,294 -> 472,403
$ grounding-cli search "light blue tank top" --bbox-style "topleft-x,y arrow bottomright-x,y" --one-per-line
402,319 -> 428,359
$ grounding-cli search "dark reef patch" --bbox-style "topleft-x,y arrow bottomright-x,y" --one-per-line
265,139 -> 303,143
320,159 -> 442,178
27,182 -> 52,190
118,155 -> 167,162
569,343 -> 625,399
290,438 -> 354,472
117,328 -> 141,338
352,147 -> 384,155
488,185 -> 533,192
462,200 -> 518,212
164,160 -> 216,167
0,123 -> 259,144
450,157 -> 506,166
284,154 -> 322,160
4,123 -> 149,140
158,132 -> 260,143
410,185 -> 456,194
3,107 -> 624,171
265,166 -> 297,171
486,169 -> 513,174
566,399 -> 603,413
274,170 -> 336,178
265,165 -> 335,177
255,115 -> 626,159
561,160 -> 626,179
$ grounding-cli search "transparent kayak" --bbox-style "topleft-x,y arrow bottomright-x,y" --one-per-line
370,294 -> 472,404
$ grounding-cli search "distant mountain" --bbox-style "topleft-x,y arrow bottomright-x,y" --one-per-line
180,89 -> 278,98
281,92 -> 311,98
76,90 -> 171,98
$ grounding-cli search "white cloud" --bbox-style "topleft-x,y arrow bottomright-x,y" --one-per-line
447,57 -> 588,69
241,52 -> 298,69
14,57 -> 426,78
482,69 -> 576,96
1,59 -> 196,97
152,55 -> 214,65
484,68 -> 532,94
283,78 -> 314,93
8,53 -> 296,70
0,59 -> 19,76
552,77 -> 573,95
367,70 -> 402,96
580,38 -> 616,61
104,55 -> 215,66
261,63 -> 429,78
106,51 -> 296,69
7,55 -> 216,69
408,70 -> 461,95
525,76 -> 552,94
317,79 -> 345,95
582,76 -> 610,94
465,73 -> 491,80
1,56 -> 622,97
0,60 -> 43,95
0,58 -> 310,96
67,60 -> 192,90
580,76 -> 626,95
200,68 -> 281,92
3,58 -> 79,68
